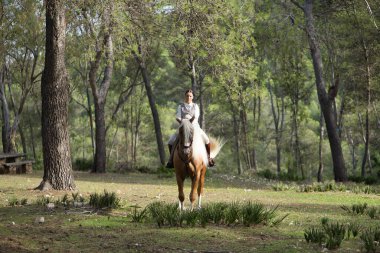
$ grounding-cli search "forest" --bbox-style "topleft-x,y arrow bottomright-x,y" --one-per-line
0,0 -> 379,186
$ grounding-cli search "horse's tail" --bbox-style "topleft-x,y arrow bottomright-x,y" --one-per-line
209,136 -> 226,159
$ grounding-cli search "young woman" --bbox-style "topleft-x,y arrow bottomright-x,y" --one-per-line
166,89 -> 215,168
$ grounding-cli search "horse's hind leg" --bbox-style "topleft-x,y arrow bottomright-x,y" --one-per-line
197,166 -> 206,209
176,174 -> 185,211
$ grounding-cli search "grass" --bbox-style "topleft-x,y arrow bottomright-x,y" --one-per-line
0,171 -> 379,252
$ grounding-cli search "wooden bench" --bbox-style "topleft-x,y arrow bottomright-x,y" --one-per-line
4,160 -> 34,174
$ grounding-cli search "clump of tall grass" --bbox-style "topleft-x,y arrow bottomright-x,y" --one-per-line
89,190 -> 120,209
323,222 -> 346,250
146,201 -> 287,228
36,195 -> 53,206
340,203 -> 368,215
366,207 -> 379,219
8,197 -> 28,206
304,227 -> 325,245
305,219 -> 360,250
130,205 -> 148,223
360,226 -> 380,253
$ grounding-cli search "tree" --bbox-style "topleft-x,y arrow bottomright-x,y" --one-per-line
123,0 -> 167,165
292,0 -> 347,181
36,0 -> 75,190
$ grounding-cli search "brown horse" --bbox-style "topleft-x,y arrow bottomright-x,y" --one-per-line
174,119 -> 224,211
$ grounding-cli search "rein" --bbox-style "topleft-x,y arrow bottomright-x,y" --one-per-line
177,139 -> 193,165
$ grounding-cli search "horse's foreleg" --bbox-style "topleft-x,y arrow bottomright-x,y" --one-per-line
176,174 -> 185,211
189,170 -> 200,211
197,166 -> 206,209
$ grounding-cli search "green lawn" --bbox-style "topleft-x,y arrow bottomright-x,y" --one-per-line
0,171 -> 379,252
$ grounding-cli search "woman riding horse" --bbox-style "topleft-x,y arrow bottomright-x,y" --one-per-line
166,89 -> 215,168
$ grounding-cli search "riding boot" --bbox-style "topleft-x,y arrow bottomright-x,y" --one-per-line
166,144 -> 174,168
205,143 -> 215,167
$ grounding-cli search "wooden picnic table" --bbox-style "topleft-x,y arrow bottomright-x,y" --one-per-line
0,153 -> 33,174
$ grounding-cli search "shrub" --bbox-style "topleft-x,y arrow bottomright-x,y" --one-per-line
323,222 -> 346,250
367,207 -> 378,219
73,158 -> 93,171
360,227 -> 380,253
364,175 -> 378,185
346,222 -> 361,239
36,195 -> 52,206
89,190 -> 120,209
130,205 -> 148,223
341,203 -> 368,215
258,169 -> 276,180
272,183 -> 290,191
240,202 -> 277,226
206,202 -> 228,225
304,227 -> 326,244
224,202 -> 240,226
156,166 -> 175,178
181,209 -> 198,227
147,202 -> 166,228
8,197 -> 28,206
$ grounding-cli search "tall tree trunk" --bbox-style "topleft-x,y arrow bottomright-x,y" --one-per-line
268,82 -> 280,175
360,39 -> 372,176
317,110 -> 324,182
302,0 -> 347,182
232,111 -> 242,174
240,108 -> 252,170
28,112 -> 37,160
0,65 -> 11,152
251,95 -> 261,171
36,0 -> 75,190
19,126 -> 27,154
86,87 -> 95,159
140,65 -> 166,165
93,101 -> 107,172
226,89 -> 242,174
88,8 -> 114,172
346,128 -> 357,172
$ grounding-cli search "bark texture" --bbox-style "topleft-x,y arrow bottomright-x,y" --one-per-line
38,0 -> 75,190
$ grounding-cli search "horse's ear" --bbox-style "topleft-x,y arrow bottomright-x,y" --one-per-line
190,116 -> 195,123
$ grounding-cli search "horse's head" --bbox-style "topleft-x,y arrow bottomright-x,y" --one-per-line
178,118 -> 194,155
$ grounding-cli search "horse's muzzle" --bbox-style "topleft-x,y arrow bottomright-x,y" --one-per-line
183,146 -> 191,155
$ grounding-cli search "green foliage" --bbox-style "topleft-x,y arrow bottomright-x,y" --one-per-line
89,190 -> 120,209
36,195 -> 52,206
145,201 -> 287,228
366,207 -> 379,219
8,197 -> 28,206
73,158 -> 93,171
304,227 -> 326,244
323,222 -> 346,250
346,222 -> 361,239
156,166 -> 175,178
130,205 -> 148,223
340,203 -> 368,215
224,202 -> 240,226
360,227 -> 380,253
240,202 -> 277,227
321,217 -> 329,226
305,219 -> 363,250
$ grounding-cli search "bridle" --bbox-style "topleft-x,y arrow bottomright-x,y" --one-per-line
178,118 -> 194,165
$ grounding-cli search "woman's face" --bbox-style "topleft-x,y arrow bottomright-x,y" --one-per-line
185,92 -> 193,103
